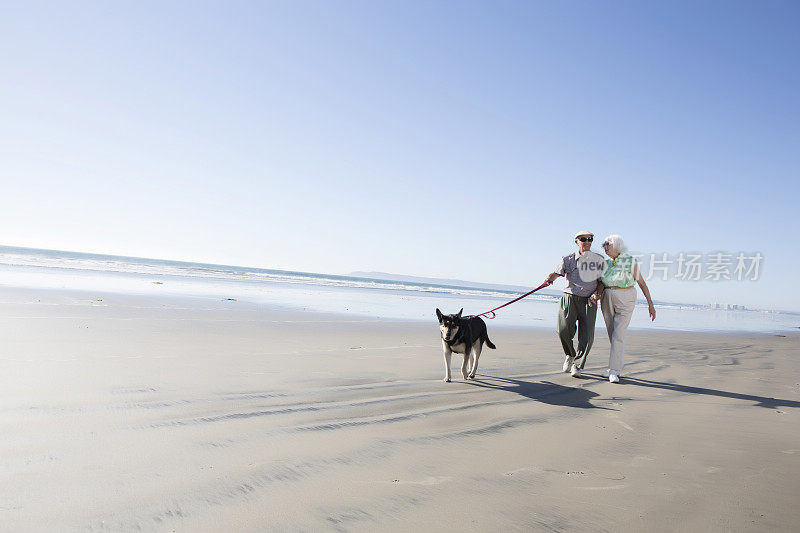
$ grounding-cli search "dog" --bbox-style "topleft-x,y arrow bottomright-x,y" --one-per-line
436,308 -> 496,382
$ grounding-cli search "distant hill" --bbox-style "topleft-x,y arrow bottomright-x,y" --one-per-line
349,271 -> 562,297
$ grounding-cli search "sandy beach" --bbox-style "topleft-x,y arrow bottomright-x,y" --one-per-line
2,287 -> 798,531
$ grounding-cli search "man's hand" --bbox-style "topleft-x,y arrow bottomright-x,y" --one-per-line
589,290 -> 602,307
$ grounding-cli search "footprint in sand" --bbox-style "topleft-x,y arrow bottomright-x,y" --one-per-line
596,472 -> 626,480
504,466 -> 544,476
538,468 -> 626,481
391,476 -> 450,485
579,484 -> 628,491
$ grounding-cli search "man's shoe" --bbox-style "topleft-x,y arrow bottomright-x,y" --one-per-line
602,369 -> 611,378
609,373 -> 620,383
570,364 -> 581,378
563,356 -> 574,373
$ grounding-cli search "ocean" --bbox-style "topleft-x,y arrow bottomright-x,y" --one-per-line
0,245 -> 796,333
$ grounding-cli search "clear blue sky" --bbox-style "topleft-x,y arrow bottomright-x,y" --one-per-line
1,1 -> 798,310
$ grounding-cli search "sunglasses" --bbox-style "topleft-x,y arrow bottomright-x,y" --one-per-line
577,237 -> 593,242
602,241 -> 611,247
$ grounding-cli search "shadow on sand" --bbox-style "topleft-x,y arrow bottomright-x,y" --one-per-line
581,374 -> 800,410
467,375 -> 614,410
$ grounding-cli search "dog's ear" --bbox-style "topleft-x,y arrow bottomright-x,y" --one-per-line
436,308 -> 443,322
457,308 -> 463,318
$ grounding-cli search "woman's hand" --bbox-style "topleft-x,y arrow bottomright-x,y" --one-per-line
648,301 -> 656,321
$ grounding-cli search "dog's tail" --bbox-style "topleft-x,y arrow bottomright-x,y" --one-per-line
484,334 -> 496,350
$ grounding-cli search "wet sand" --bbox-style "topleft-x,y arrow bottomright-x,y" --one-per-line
1,287 -> 798,531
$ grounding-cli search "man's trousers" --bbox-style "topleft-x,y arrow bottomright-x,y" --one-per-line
557,293 -> 597,368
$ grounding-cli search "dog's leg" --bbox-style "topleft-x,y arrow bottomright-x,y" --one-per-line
442,343 -> 452,382
461,345 -> 470,380
466,342 -> 476,378
468,340 -> 483,379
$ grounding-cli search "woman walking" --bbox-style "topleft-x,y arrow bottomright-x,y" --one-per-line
599,235 -> 656,383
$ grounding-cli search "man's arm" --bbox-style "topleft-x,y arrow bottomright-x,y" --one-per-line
588,256 -> 605,306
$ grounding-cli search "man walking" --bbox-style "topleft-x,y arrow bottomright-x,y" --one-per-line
543,231 -> 605,377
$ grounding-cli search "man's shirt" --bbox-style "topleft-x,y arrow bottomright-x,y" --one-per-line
555,251 -> 605,297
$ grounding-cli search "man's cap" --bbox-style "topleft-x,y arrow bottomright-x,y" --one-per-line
574,230 -> 594,239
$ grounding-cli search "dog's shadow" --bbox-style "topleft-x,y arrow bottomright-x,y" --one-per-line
467,375 -> 613,410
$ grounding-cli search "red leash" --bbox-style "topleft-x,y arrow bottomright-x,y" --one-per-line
472,279 -> 552,319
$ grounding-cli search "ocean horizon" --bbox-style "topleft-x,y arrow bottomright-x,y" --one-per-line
1,245 -> 797,333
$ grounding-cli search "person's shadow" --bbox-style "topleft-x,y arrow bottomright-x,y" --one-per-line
467,375 -> 614,410
577,374 -> 800,410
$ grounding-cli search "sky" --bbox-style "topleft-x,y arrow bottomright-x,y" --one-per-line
1,1 -> 798,311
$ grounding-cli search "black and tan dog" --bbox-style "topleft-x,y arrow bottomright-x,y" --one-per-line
436,308 -> 496,382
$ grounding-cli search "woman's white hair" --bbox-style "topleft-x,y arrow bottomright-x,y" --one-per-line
603,234 -> 627,253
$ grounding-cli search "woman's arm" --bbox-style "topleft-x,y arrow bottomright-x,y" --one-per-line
589,280 -> 604,307
633,263 -> 656,321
